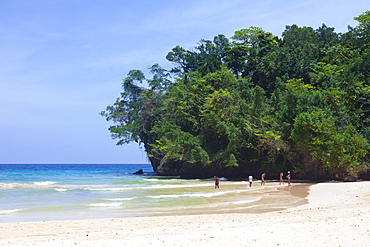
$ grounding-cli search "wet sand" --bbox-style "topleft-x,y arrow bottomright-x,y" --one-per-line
135,182 -> 311,217
0,181 -> 369,246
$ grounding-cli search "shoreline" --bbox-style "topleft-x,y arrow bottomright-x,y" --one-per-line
1,181 -> 369,246
0,181 -> 312,224
0,181 -> 311,222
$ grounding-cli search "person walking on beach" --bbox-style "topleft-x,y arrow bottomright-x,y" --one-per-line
286,171 -> 291,186
214,176 -> 220,189
248,175 -> 253,187
261,173 -> 266,185
279,172 -> 284,185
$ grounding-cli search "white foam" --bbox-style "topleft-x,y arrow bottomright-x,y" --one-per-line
147,183 -> 213,189
106,198 -> 135,201
85,187 -> 132,191
33,181 -> 57,186
2,182 -> 58,189
148,194 -> 181,199
89,202 -> 122,208
196,191 -> 230,198
55,188 -> 68,192
148,190 -> 233,199
0,209 -> 22,214
232,197 -> 262,204
143,178 -> 158,181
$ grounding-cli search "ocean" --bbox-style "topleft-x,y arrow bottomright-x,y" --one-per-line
0,164 -> 308,223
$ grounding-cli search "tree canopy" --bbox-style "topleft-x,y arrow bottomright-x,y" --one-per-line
102,11 -> 370,180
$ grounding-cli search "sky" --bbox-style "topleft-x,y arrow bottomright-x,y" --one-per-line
0,0 -> 369,164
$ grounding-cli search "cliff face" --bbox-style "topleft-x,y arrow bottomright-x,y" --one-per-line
148,149 -> 370,181
149,155 -> 212,178
149,156 -> 182,176
147,145 -> 261,179
149,153 -> 262,179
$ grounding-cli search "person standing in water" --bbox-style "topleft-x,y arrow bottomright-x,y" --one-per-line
214,176 -> 220,189
286,171 -> 291,186
248,175 -> 253,187
261,173 -> 266,185
279,172 -> 284,185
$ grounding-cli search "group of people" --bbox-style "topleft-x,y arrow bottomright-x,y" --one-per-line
280,171 -> 291,186
214,171 -> 291,189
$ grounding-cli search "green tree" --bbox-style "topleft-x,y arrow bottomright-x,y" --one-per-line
346,10 -> 370,51
227,27 -> 280,90
101,65 -> 171,148
102,11 -> 370,179
291,110 -> 367,179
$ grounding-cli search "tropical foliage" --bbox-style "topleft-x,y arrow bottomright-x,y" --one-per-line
102,11 -> 370,180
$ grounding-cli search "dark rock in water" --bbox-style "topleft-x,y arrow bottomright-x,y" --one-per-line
133,169 -> 144,175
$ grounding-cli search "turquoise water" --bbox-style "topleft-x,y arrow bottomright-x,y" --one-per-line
0,164 -> 306,223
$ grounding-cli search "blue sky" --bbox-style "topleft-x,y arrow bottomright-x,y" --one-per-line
0,0 -> 368,164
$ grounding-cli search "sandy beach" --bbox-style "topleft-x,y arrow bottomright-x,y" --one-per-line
1,181 -> 369,246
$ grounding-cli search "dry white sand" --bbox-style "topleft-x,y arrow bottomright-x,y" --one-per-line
0,181 -> 369,246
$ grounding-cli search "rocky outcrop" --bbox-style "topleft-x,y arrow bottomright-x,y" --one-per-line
132,169 -> 144,175
149,156 -> 182,176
